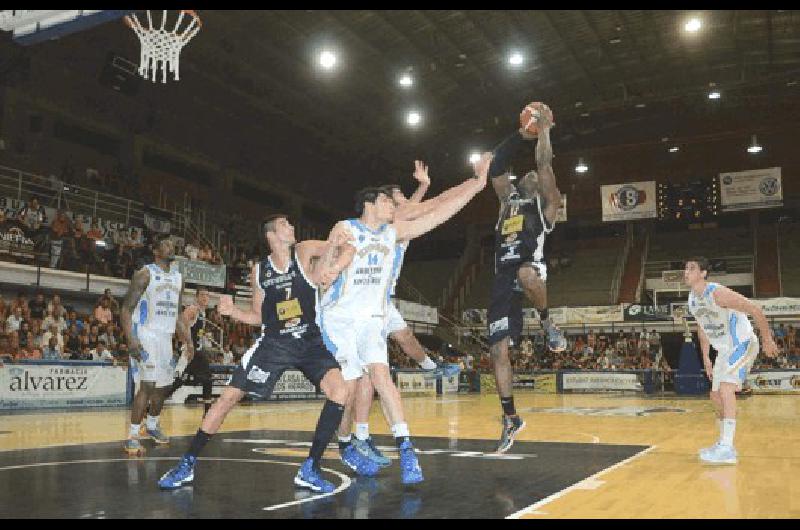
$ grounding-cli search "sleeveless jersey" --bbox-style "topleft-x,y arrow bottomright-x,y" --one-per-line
389,242 -> 409,297
133,263 -> 182,335
320,219 -> 397,318
189,306 -> 208,351
257,248 -> 320,340
688,282 -> 754,352
495,185 -> 553,270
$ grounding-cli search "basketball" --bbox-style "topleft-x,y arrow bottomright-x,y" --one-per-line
519,102 -> 554,136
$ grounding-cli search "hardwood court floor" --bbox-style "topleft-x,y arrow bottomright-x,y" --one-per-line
1,392 -> 798,518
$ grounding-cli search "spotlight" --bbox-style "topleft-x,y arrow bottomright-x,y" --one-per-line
708,91 -> 721,100
406,110 -> 421,126
575,158 -> 588,173
669,146 -> 679,153
747,134 -> 763,154
398,73 -> 413,88
318,50 -> 337,70
469,152 -> 481,164
508,51 -> 524,67
685,18 -> 702,33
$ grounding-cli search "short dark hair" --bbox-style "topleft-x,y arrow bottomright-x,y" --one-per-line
687,256 -> 711,273
354,187 -> 385,216
262,214 -> 288,235
380,184 -> 402,195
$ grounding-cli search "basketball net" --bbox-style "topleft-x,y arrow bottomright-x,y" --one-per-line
125,10 -> 201,83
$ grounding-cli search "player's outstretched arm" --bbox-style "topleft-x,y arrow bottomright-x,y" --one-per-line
397,168 -> 485,222
120,267 -> 150,360
297,223 -> 355,287
175,281 -> 194,362
712,287 -> 779,357
218,263 -> 263,326
527,115 -> 562,226
395,153 -> 491,242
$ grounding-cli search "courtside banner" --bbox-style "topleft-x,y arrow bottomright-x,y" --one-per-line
747,371 -> 800,394
0,364 -> 127,409
395,299 -> 438,325
719,167 -> 782,212
550,305 -> 625,325
601,181 -> 657,222
272,370 -> 317,396
753,298 -> 800,316
397,372 -> 436,396
562,372 -> 642,392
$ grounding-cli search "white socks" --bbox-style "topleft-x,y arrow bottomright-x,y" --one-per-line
129,424 -> 140,438
146,414 -> 159,430
419,356 -> 437,370
721,419 -> 736,447
392,423 -> 410,439
355,423 -> 370,441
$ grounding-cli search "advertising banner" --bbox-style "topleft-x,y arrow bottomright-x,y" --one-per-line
550,305 -> 625,325
601,181 -> 657,222
624,304 -> 673,322
174,257 -> 227,288
397,371 -> 436,396
562,372 -> 642,392
1,364 -> 127,409
747,371 -> 800,394
719,167 -> 782,212
753,298 -> 800,316
394,299 -> 438,325
442,373 -> 459,394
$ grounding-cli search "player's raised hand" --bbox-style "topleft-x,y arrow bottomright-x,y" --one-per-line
218,294 -> 234,316
413,160 -> 430,186
473,152 -> 493,188
763,335 -> 779,358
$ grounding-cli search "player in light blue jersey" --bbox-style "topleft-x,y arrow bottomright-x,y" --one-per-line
684,257 -> 777,464
319,154 -> 493,484
121,234 -> 193,455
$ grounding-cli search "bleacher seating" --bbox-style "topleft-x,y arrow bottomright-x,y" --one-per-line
780,221 -> 800,297
648,226 -> 752,262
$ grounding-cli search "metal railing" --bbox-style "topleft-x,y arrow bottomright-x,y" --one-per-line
635,229 -> 651,303
609,224 -> 633,304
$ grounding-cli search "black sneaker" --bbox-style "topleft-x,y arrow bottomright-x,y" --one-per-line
495,415 -> 526,454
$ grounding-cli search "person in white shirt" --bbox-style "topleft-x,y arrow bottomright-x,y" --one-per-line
6,308 -> 24,333
41,325 -> 64,355
93,341 -> 115,363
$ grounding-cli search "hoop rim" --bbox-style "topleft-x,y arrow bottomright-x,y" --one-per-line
123,10 -> 203,29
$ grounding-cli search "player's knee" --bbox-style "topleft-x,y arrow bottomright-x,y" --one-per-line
328,383 -> 349,405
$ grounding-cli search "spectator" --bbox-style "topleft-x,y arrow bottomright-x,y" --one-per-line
47,294 -> 67,320
185,239 -> 199,261
64,324 -> 81,354
94,299 -> 113,325
87,220 -> 104,241
232,336 -> 247,359
17,197 -> 47,250
116,342 -> 129,363
42,338 -> 61,360
16,322 -> 32,351
66,310 -> 84,332
99,288 -> 120,317
0,294 -> 7,323
93,340 -> 114,363
87,325 -> 100,349
99,323 -> 117,349
42,324 -> 64,354
11,292 -> 29,319
222,346 -> 234,365
6,307 -> 24,333
49,209 -> 72,268
29,292 -> 46,322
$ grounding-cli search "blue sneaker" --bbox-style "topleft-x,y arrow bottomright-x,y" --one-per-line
700,444 -> 737,465
353,437 -> 391,467
398,440 -> 424,485
158,455 -> 196,490
294,458 -> 335,493
146,427 -> 170,445
546,325 -> 567,353
340,443 -> 380,477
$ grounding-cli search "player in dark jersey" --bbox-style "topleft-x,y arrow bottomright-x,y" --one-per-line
158,287 -> 215,417
486,103 -> 567,453
157,214 -> 371,493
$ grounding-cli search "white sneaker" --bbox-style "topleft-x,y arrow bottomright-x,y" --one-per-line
698,442 -> 722,459
700,444 -> 737,465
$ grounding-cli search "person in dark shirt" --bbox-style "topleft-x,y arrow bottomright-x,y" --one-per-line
28,292 -> 46,321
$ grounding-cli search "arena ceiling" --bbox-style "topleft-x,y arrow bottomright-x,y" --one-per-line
4,10 -> 800,209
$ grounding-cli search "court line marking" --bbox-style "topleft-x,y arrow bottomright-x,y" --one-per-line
0,457 -> 351,513
505,445 -> 657,519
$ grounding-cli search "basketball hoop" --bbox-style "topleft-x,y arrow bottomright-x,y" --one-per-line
124,10 -> 201,83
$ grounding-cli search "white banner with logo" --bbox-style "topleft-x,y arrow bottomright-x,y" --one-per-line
0,364 -> 127,409
562,372 -> 642,392
601,181 -> 657,222
747,371 -> 800,394
719,167 -> 782,212
550,305 -> 625,326
397,371 -> 436,395
753,298 -> 800,316
395,299 -> 438,325
272,370 -> 317,395
442,373 -> 459,394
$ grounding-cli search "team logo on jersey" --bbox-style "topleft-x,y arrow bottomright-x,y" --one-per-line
489,317 -> 509,336
759,177 -> 779,196
505,232 -> 518,243
285,317 -> 302,328
609,185 -> 646,211
368,254 -> 379,265
247,366 -> 270,384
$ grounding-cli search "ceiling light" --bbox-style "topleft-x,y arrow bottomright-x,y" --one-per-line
406,110 -> 421,126
508,175 -> 517,181
685,18 -> 702,33
575,158 -> 588,173
609,37 -> 622,44
669,146 -> 679,153
318,50 -> 337,69
398,73 -> 413,88
708,90 -> 721,100
635,103 -> 646,108
747,135 -> 762,154
469,152 -> 481,164
508,51 -> 524,67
